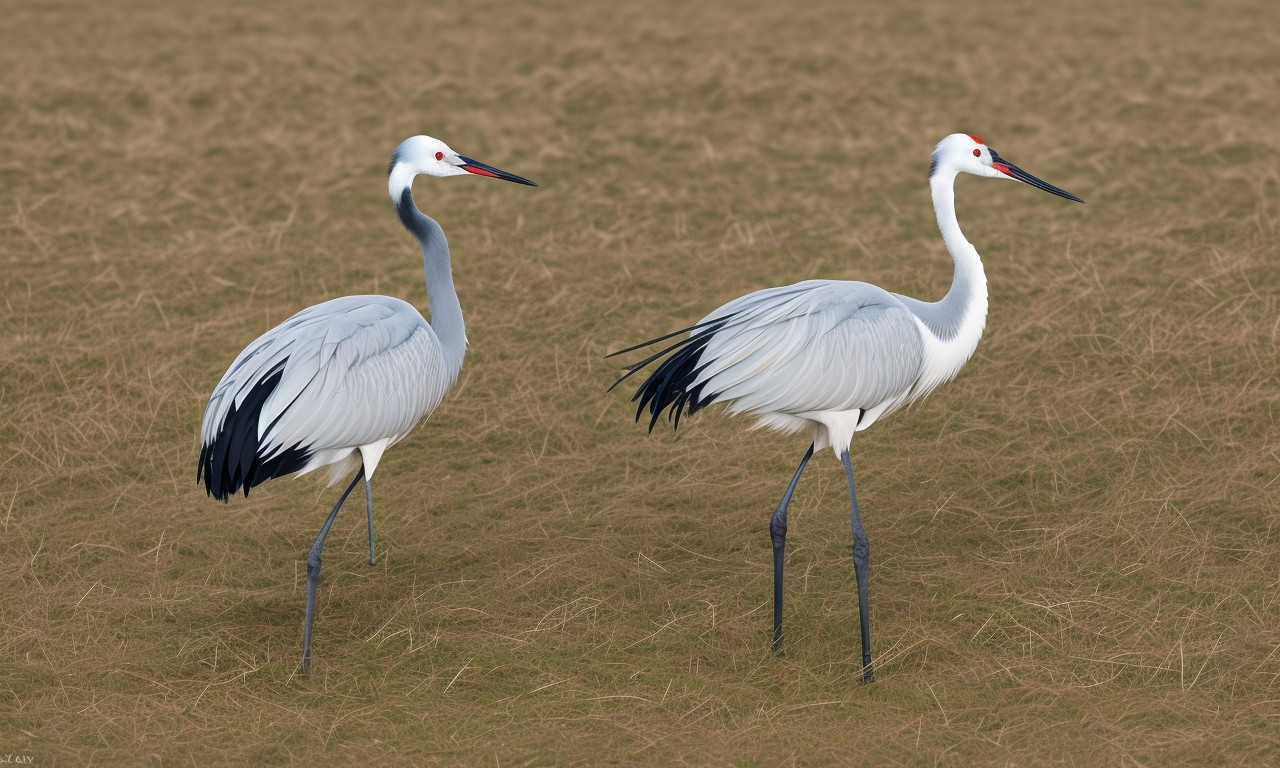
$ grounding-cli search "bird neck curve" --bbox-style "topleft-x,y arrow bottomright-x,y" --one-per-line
893,170 -> 990,394
395,185 -> 467,374
919,170 -> 988,340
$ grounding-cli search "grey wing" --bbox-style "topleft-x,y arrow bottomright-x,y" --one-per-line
200,295 -> 452,463
693,280 -> 926,417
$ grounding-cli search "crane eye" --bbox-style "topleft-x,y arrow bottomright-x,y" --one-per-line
435,151 -> 445,161
972,149 -> 981,158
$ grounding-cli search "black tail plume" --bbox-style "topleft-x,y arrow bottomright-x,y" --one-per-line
198,367 -> 312,501
609,320 -> 729,432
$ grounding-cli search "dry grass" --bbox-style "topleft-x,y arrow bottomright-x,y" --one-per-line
3,0 -> 1279,764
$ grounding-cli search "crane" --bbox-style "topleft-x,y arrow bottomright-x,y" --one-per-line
198,135 -> 535,671
610,133 -> 1081,682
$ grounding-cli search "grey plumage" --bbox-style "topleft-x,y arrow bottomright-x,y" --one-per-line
612,133 -> 1082,681
197,135 -> 534,671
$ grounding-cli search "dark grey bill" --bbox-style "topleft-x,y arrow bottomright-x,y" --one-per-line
457,156 -> 537,186
989,149 -> 1083,203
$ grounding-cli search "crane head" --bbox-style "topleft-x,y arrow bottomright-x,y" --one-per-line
388,135 -> 536,199
931,133 -> 1083,203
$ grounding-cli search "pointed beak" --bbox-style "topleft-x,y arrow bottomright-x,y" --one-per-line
457,156 -> 537,186
989,150 -> 1083,203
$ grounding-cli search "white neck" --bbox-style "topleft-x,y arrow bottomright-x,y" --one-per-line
388,164 -> 417,201
896,170 -> 989,394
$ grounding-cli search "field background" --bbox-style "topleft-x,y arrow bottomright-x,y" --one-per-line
3,0 -> 1278,764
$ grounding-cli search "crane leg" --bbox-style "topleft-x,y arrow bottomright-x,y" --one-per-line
771,443 -> 815,653
841,450 -> 874,683
364,475 -> 375,566
300,467 -> 364,675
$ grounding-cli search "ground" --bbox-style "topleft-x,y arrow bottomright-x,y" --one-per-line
2,0 -> 1278,764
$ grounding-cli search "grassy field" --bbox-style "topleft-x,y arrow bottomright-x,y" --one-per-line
3,0 -> 1279,764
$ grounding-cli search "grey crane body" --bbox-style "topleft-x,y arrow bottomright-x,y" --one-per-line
199,201 -> 462,498
198,136 -> 534,671
612,134 -> 1081,682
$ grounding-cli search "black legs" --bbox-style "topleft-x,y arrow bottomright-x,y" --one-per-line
300,466 -> 365,674
771,443 -> 815,653
767,444 -> 875,683
840,450 -> 874,683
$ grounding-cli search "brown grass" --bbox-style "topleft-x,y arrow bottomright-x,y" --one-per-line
3,0 -> 1279,764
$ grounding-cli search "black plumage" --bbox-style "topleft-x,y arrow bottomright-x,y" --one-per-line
198,366 -> 312,500
609,317 -> 734,431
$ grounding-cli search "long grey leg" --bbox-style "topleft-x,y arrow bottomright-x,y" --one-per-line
364,475 -> 375,566
300,466 -> 365,674
841,450 -> 874,683
771,443 -> 815,653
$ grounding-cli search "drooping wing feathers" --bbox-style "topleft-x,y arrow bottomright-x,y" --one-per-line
198,366 -> 313,500
605,318 -> 714,361
629,320 -> 729,430
607,320 -> 721,392
199,295 -> 452,499
615,280 -> 928,432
